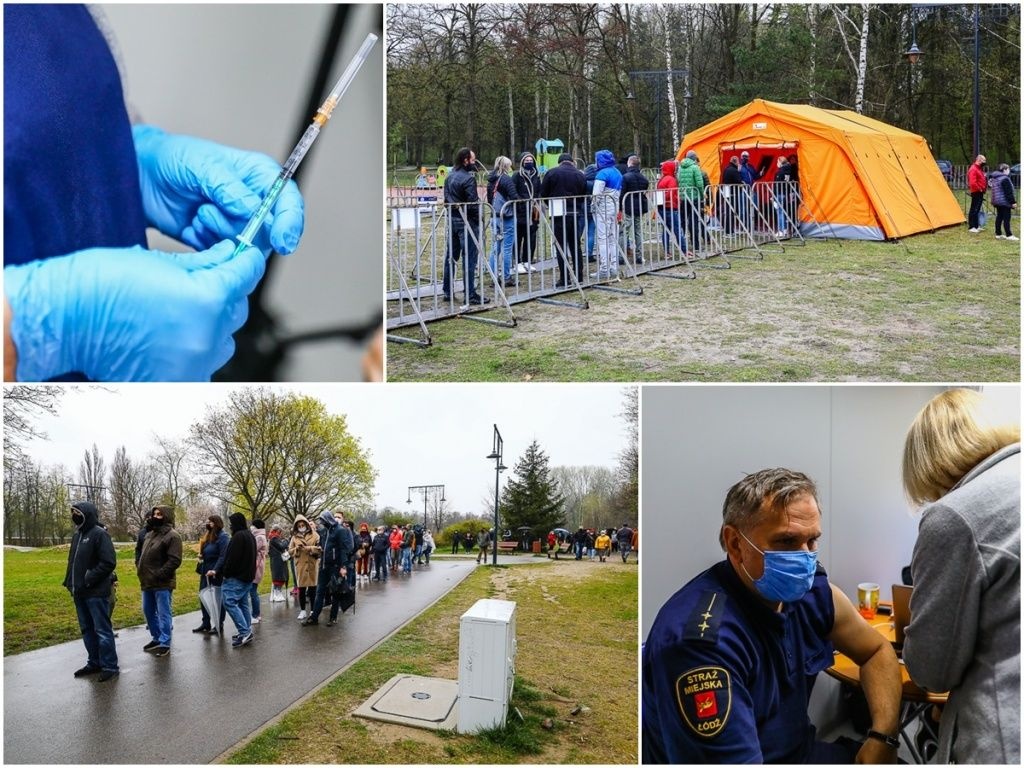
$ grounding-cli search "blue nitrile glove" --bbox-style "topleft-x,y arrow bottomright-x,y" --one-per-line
4,240 -> 265,381
133,125 -> 305,255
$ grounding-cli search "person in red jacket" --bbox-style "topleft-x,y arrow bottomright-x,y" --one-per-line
967,154 -> 988,232
656,160 -> 686,258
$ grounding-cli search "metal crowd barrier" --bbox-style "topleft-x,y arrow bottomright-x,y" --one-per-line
386,179 -> 833,339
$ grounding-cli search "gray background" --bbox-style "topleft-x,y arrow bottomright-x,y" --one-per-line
641,384 -> 1020,729
98,4 -> 383,381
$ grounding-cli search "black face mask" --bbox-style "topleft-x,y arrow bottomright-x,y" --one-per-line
71,511 -> 84,527
147,517 -> 164,531
523,162 -> 536,172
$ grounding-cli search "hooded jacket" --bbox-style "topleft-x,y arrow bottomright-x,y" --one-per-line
267,528 -> 290,583
288,514 -> 320,587
620,163 -> 650,216
251,525 -> 268,584
594,150 -> 623,193
137,505 -> 183,591
219,512 -> 256,583
676,157 -> 705,203
317,510 -> 353,573
512,152 -> 540,220
656,161 -> 680,209
63,501 -> 116,598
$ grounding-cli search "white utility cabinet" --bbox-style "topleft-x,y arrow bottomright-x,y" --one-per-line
457,598 -> 517,734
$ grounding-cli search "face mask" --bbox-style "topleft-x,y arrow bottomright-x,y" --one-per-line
523,162 -> 536,172
738,530 -> 817,603
299,526 -> 308,534
71,511 -> 84,527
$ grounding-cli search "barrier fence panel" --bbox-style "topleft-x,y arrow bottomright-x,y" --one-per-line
619,189 -> 697,280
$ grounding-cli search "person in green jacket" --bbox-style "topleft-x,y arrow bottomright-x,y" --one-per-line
676,151 -> 706,252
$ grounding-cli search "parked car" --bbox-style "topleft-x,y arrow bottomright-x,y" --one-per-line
935,159 -> 953,182
1010,163 -> 1020,189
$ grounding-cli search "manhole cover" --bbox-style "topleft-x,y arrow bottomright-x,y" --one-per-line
411,692 -> 431,700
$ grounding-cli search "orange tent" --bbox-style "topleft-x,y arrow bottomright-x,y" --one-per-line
677,99 -> 965,240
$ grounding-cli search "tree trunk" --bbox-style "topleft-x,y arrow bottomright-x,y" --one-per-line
855,4 -> 870,114
508,81 -> 516,158
663,6 -> 680,152
808,6 -> 817,105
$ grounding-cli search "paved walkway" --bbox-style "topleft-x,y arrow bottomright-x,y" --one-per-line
4,561 -> 475,764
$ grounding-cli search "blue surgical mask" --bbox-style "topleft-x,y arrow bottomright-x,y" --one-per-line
739,530 -> 818,603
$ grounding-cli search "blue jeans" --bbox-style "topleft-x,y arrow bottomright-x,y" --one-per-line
658,207 -> 685,254
489,216 -> 515,279
620,543 -> 632,562
74,595 -> 118,672
248,582 -> 260,618
374,551 -> 388,580
222,578 -> 252,637
311,568 -> 340,622
575,541 -> 584,560
401,547 -> 413,572
141,588 -> 173,645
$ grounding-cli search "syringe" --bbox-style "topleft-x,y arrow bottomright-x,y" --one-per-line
232,32 -> 379,257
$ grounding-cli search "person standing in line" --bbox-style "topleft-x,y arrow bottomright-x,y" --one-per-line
288,514 -> 321,621
248,519 -> 268,624
304,510 -> 351,627
619,154 -> 649,264
64,501 -> 119,681
137,504 -> 182,657
267,523 -> 290,602
677,150 -> 706,254
540,153 -> 587,288
512,151 -> 541,273
422,529 -> 435,564
656,160 -> 686,258
967,154 -> 988,232
192,514 -> 228,635
372,525 -> 390,581
355,522 -> 373,582
720,156 -> 745,235
592,149 -> 623,281
401,524 -> 416,574
212,512 -> 256,648
485,155 -> 519,286
442,147 -> 489,305
990,163 -> 1018,241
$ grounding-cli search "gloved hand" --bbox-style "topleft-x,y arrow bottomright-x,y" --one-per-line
133,125 -> 305,255
4,240 -> 264,381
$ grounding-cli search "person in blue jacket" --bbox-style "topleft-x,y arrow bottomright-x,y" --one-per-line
592,150 -> 623,281
3,5 -> 305,383
193,514 -> 230,636
643,468 -> 902,764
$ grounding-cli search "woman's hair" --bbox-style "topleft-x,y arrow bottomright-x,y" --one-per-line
492,155 -> 512,175
200,514 -> 224,548
903,389 -> 1020,505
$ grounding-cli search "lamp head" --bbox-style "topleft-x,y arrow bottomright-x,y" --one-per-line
904,42 -> 923,65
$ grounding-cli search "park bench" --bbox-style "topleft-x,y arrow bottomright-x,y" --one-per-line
496,541 -> 519,553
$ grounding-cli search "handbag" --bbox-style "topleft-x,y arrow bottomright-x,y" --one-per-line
281,550 -> 291,561
195,560 -> 205,575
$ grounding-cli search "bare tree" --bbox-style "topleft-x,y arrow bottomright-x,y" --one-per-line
77,444 -> 107,505
3,385 -> 63,461
831,3 -> 871,114
150,434 -> 190,508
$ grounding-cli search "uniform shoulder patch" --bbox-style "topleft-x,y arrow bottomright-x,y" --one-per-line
682,590 -> 727,643
675,665 -> 731,738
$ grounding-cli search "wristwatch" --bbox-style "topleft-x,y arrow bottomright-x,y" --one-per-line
866,729 -> 900,749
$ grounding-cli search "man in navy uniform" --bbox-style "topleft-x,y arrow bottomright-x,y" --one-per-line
643,468 -> 902,763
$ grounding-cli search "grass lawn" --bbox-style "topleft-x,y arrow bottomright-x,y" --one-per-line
387,227 -> 1020,381
3,544 -> 274,656
227,560 -> 638,764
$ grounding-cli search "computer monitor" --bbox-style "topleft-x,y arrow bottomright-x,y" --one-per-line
892,584 -> 913,645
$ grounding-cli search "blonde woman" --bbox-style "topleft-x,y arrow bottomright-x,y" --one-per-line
287,515 -> 321,621
901,388 -> 1020,764
485,155 -> 518,284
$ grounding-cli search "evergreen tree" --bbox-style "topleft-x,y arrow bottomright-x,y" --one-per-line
499,440 -> 566,537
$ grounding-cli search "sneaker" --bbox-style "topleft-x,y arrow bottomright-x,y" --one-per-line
1006,235 -> 1019,241
231,634 -> 241,642
467,295 -> 491,305
240,632 -> 254,646
968,227 -> 980,233
528,263 -> 539,272
231,636 -> 244,648
143,640 -> 160,652
326,619 -> 337,626
97,670 -> 119,682
302,617 -> 319,626
251,616 -> 261,624
996,234 -> 1006,239
74,665 -> 101,678
297,610 -> 307,621
516,263 -> 528,274
152,645 -> 171,657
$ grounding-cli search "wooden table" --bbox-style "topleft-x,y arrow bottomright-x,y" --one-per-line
825,614 -> 948,762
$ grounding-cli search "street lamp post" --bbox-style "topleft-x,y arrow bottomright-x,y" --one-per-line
485,424 -> 506,566
406,484 -> 445,531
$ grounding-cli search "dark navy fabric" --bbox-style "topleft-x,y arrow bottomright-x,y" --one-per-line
4,4 -> 147,267
643,559 -> 836,763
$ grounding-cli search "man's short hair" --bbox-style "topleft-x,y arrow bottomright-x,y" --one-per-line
730,156 -> 739,166
719,468 -> 819,549
454,147 -> 474,167
627,154 -> 641,167
741,151 -> 750,158
558,152 -> 573,164
685,150 -> 699,161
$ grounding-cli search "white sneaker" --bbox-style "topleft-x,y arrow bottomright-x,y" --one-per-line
968,227 -> 980,233
516,263 -> 528,274
776,230 -> 788,238
297,610 -> 307,621
528,263 -> 539,272
1006,235 -> 1019,241
251,616 -> 261,624
996,234 -> 1006,239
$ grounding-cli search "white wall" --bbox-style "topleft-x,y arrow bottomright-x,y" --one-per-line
98,4 -> 383,381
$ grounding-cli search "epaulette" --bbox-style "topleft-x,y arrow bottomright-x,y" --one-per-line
682,590 -> 727,644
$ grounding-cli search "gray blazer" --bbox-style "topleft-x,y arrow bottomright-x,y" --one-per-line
904,443 -> 1020,764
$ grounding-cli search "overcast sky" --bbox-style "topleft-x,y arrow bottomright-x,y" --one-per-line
15,384 -> 632,517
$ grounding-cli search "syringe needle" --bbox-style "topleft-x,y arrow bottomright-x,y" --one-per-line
232,32 -> 379,258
